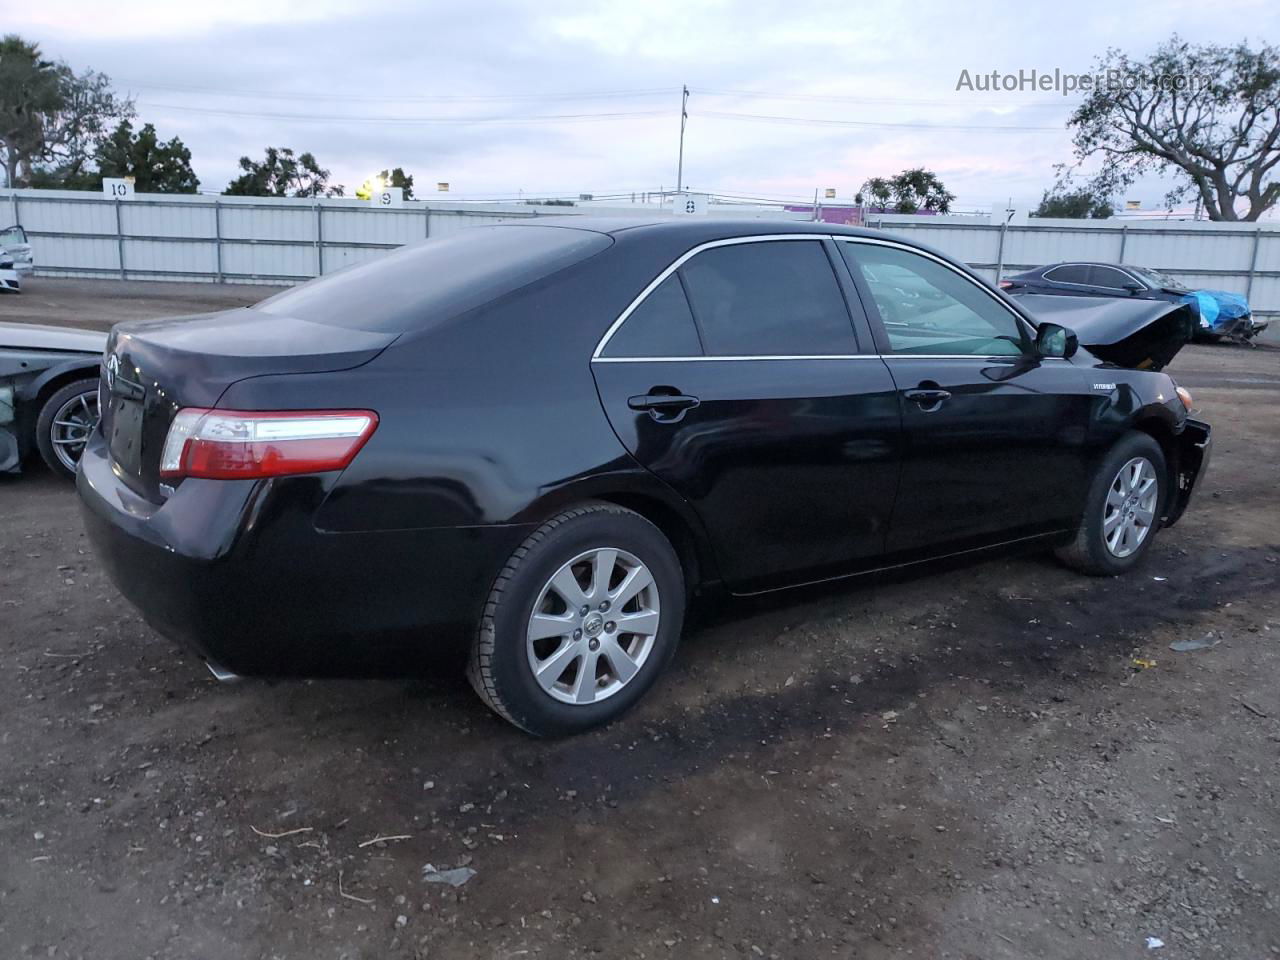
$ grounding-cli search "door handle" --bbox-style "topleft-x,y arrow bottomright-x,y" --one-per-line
628,391 -> 700,422
903,386 -> 951,410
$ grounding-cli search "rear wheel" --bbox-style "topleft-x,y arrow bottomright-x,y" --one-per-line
467,503 -> 684,737
36,378 -> 100,478
1056,431 -> 1167,576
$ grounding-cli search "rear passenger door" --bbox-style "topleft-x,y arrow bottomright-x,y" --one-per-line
591,236 -> 902,593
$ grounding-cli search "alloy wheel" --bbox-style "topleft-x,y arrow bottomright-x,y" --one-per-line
526,547 -> 660,705
1102,456 -> 1158,558
50,388 -> 100,473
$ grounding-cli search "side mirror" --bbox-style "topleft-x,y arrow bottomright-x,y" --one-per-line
1124,282 -> 1144,294
1036,323 -> 1078,359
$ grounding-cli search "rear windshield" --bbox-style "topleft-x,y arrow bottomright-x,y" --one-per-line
256,224 -> 610,332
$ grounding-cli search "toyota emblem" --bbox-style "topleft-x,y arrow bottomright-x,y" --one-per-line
106,353 -> 119,390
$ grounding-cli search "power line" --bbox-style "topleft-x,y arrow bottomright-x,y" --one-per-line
137,101 -> 669,125
699,110 -> 1063,132
122,79 -> 676,104
692,86 -> 1079,109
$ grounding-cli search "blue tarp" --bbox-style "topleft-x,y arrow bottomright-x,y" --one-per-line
1181,289 -> 1251,334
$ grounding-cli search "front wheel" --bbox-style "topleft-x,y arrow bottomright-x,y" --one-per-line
1056,431 -> 1167,576
467,503 -> 685,737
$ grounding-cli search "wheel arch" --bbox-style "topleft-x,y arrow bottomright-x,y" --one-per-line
514,473 -> 720,596
1130,412 -> 1181,516
24,360 -> 100,408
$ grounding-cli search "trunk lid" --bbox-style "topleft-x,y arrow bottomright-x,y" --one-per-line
102,308 -> 396,500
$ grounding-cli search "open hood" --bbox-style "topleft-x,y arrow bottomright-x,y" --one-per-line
1014,294 -> 1194,371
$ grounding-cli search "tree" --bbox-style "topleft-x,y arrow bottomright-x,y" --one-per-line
355,166 -> 415,201
95,120 -> 199,193
1034,164 -> 1115,219
224,147 -> 342,198
0,35 -> 61,187
856,168 -> 955,213
1069,36 -> 1280,221
0,35 -> 133,188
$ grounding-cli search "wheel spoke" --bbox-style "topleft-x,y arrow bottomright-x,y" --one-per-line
534,641 -> 581,692
1135,505 -> 1155,526
610,566 -> 653,610
571,650 -> 600,703
528,612 -> 575,641
1103,511 -> 1123,534
614,610 -> 659,637
589,549 -> 617,602
1106,487 -> 1126,510
600,636 -> 640,684
549,566 -> 588,610
1106,524 -> 1124,552
52,436 -> 86,446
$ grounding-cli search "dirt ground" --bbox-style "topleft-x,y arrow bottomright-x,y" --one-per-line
1,281 -> 1279,960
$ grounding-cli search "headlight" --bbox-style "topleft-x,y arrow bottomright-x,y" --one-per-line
1175,386 -> 1193,412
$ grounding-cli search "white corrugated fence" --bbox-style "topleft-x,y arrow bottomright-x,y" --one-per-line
4,189 -> 1278,317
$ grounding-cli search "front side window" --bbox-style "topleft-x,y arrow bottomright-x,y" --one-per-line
841,243 -> 1026,357
678,240 -> 858,356
1089,266 -> 1136,289
602,274 -> 703,358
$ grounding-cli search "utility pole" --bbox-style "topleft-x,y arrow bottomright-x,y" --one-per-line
676,85 -> 689,194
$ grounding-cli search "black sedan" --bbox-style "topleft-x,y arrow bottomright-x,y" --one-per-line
1001,261 -> 1260,340
1,322 -> 104,477
78,220 -> 1211,736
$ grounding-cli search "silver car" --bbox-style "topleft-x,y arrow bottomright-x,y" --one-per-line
0,224 -> 33,291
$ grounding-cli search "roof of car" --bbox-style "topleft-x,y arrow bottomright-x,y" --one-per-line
507,215 -> 887,242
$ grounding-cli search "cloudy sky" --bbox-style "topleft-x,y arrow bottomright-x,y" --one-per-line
10,0 -> 1279,213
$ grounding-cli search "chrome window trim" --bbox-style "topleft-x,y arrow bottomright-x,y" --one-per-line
594,354 -> 1068,363
590,231 -> 1050,364
1043,262 -> 1146,293
591,233 -> 840,360
593,354 -> 881,363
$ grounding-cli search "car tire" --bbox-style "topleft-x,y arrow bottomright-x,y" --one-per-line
1055,431 -> 1168,576
467,502 -> 685,737
35,378 -> 100,479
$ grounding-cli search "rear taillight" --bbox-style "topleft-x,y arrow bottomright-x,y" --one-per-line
998,279 -> 1014,289
159,409 -> 378,480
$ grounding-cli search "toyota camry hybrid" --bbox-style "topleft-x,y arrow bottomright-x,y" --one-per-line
78,218 -> 1211,736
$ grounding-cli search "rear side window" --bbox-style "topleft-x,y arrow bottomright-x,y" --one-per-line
678,240 -> 858,356
256,225 -> 611,332
603,275 -> 702,358
1043,264 -> 1091,285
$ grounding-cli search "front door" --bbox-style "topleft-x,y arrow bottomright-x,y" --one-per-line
592,236 -> 902,593
837,239 -> 1096,556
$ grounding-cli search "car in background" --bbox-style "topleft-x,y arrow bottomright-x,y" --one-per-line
1000,261 -> 1265,341
0,323 -> 104,477
0,254 -> 19,293
1,224 -> 34,277
78,219 -> 1211,736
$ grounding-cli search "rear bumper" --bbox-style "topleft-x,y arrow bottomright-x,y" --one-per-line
77,433 -> 533,676
1164,418 -> 1211,528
